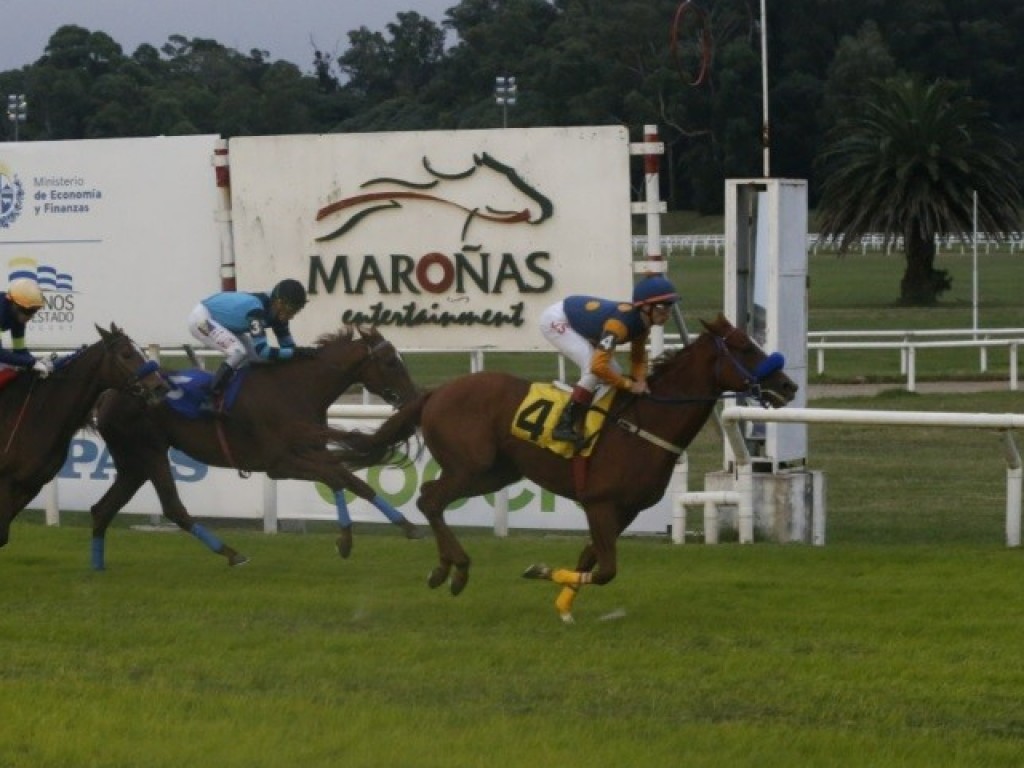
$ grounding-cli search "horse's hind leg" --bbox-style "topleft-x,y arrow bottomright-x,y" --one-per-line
418,477 -> 470,594
90,468 -> 147,570
148,460 -> 248,567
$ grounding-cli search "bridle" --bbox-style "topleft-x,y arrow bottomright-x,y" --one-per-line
348,336 -> 406,406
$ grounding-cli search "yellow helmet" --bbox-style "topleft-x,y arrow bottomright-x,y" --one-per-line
8,278 -> 44,310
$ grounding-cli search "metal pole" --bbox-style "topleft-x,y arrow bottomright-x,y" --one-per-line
759,0 -> 770,176
972,189 -> 979,333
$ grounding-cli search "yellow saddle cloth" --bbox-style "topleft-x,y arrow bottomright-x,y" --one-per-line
510,383 -> 616,458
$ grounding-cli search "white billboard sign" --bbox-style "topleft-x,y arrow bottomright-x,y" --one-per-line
228,126 -> 633,351
0,136 -> 223,346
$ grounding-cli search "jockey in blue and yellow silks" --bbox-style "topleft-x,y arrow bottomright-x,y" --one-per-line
0,278 -> 53,383
539,275 -> 680,442
186,278 -> 308,410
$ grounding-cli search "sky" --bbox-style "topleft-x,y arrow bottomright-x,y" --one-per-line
0,0 -> 456,73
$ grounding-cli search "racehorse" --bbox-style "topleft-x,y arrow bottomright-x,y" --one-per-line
89,324 -> 421,570
0,324 -> 169,550
335,314 -> 798,622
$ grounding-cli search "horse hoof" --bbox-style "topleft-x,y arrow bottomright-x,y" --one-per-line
336,531 -> 353,559
559,612 -> 575,625
450,570 -> 469,596
229,554 -> 250,567
427,566 -> 448,589
521,563 -> 551,580
401,522 -> 425,540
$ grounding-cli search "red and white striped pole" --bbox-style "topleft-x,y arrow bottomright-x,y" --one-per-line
630,124 -> 668,354
213,138 -> 237,291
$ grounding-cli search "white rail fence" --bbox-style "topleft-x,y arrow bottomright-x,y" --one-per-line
632,233 -> 1024,258
718,406 -> 1024,548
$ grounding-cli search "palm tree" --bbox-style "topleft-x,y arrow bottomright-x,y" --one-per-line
815,78 -> 1022,305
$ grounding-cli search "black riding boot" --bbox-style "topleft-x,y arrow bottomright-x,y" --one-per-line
200,362 -> 234,413
551,400 -> 583,442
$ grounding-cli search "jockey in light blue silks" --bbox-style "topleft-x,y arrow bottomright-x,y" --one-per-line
539,275 -> 680,443
187,278 -> 308,411
186,277 -> 421,554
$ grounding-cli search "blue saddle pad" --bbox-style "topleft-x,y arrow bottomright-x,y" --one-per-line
162,368 -> 247,419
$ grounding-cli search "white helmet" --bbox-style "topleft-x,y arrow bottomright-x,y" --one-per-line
8,278 -> 44,310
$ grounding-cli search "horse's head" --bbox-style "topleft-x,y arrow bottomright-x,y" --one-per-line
351,324 -> 420,407
96,324 -> 170,406
698,314 -> 798,407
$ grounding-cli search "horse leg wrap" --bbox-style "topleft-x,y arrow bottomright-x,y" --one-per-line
371,494 -> 406,525
190,523 -> 224,553
334,490 -> 352,527
90,537 -> 105,571
555,585 -> 579,619
551,568 -> 592,586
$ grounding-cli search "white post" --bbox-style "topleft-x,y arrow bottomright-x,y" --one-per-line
812,471 -> 826,546
262,475 -> 277,534
45,481 -> 60,527
1004,432 -> 1021,547
737,463 -> 755,543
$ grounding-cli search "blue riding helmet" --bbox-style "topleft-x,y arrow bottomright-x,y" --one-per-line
632,275 -> 680,306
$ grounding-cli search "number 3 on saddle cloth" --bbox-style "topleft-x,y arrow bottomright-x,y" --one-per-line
163,368 -> 248,419
510,383 -> 616,458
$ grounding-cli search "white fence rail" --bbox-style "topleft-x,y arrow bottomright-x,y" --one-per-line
632,232 -> 1024,257
720,406 -> 1024,548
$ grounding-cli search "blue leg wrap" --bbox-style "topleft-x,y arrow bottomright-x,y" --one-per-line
191,523 -> 224,553
91,537 -> 105,571
372,494 -> 406,524
334,490 -> 352,527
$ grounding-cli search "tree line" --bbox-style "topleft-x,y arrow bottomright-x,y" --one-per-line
1,0 -> 1021,217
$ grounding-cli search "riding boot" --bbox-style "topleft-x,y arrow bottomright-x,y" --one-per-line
551,387 -> 593,442
200,362 -> 234,413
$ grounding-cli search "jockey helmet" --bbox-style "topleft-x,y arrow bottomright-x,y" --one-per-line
632,275 -> 680,307
7,278 -> 45,311
271,278 -> 307,310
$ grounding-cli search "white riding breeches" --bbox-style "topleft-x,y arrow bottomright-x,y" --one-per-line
187,303 -> 253,369
539,300 -> 622,392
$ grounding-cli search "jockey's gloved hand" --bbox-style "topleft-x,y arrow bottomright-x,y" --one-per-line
32,358 -> 53,378
293,346 -> 318,359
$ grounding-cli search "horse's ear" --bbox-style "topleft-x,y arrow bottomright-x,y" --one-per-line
356,323 -> 375,338
699,318 -> 712,333
96,323 -> 111,341
341,323 -> 355,340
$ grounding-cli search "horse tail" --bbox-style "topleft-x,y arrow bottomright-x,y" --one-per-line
328,391 -> 430,467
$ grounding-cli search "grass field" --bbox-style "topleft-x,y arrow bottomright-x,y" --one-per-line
6,234 -> 1024,766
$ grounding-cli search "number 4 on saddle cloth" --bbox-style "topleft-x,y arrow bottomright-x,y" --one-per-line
510,383 -> 616,458
163,368 -> 247,419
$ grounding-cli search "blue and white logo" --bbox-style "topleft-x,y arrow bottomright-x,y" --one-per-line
0,164 -> 26,228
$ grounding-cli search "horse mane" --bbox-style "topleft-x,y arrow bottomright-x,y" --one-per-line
312,326 -> 356,348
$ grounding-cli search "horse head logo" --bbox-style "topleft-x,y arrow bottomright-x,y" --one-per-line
314,152 -> 553,247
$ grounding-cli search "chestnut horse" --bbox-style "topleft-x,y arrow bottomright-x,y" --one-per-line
336,314 -> 798,621
0,324 -> 169,551
89,325 -> 420,570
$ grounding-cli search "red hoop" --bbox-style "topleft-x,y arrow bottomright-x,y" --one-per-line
670,0 -> 712,87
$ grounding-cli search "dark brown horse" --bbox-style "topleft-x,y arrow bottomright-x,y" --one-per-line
89,325 -> 420,570
337,314 -> 798,621
0,324 -> 169,550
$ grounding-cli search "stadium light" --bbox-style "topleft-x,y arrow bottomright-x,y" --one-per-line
494,76 -> 517,129
6,94 -> 27,142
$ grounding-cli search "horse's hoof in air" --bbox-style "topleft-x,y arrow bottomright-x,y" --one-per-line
450,569 -> 469,596
521,563 -> 552,580
336,530 -> 353,559
427,565 -> 449,589
229,553 -> 250,567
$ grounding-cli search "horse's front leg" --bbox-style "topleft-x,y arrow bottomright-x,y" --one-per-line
522,503 -> 621,623
0,479 -> 33,549
90,468 -> 146,570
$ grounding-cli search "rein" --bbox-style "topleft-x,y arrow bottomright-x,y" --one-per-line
3,378 -> 37,454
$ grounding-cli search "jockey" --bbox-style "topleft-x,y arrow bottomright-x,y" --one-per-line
0,278 -> 53,380
539,274 -> 680,443
187,278 -> 308,409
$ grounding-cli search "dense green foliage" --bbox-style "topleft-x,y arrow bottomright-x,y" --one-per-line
1,0 -> 1021,212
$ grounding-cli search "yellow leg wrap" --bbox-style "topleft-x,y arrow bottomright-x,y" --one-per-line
555,585 -> 579,618
551,568 -> 592,586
